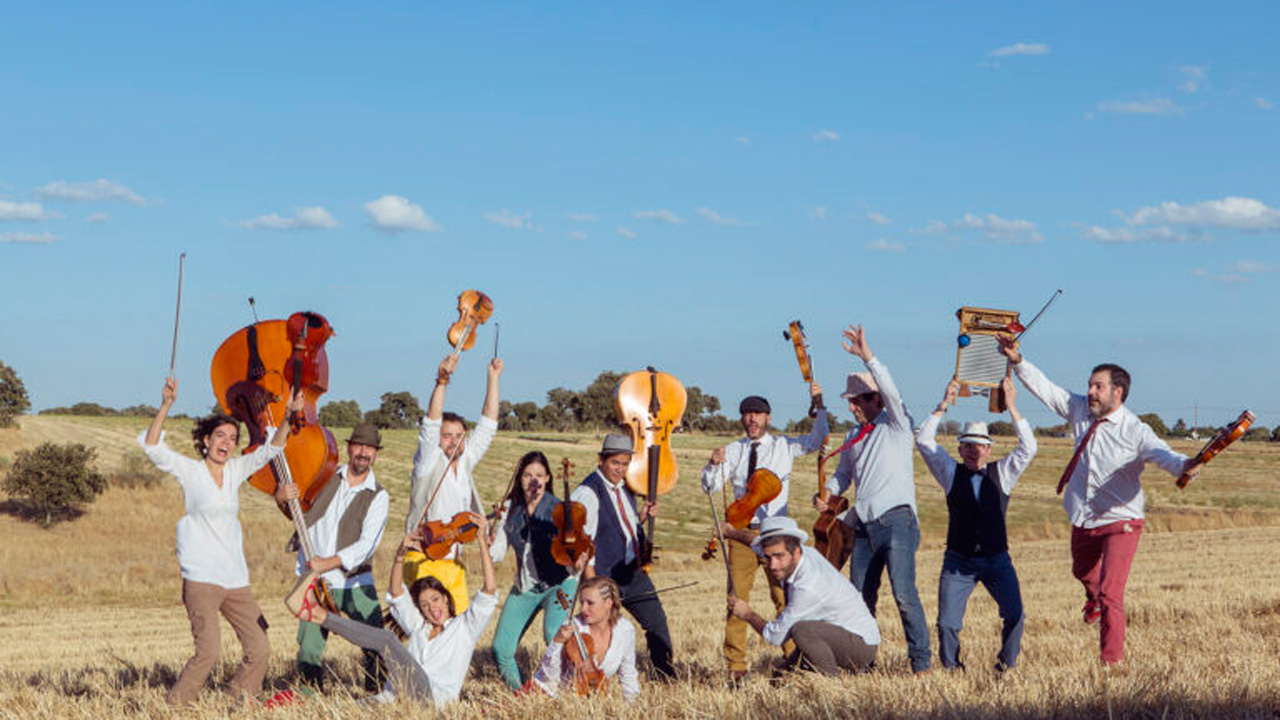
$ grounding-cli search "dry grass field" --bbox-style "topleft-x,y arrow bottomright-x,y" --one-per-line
2,414 -> 1279,718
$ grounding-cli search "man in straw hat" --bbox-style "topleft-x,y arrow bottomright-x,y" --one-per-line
816,324 -> 931,673
728,516 -> 880,676
571,433 -> 675,679
916,377 -> 1036,672
275,421 -> 390,692
701,388 -> 827,682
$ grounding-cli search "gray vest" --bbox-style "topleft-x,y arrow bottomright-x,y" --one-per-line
290,470 -> 386,578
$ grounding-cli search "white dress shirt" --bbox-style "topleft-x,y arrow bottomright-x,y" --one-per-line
826,356 -> 919,523
700,410 -> 828,524
1014,360 -> 1188,528
531,615 -> 640,701
570,469 -> 642,569
386,587 -> 498,708
406,415 -> 498,560
761,545 -> 881,647
293,465 -> 389,590
138,430 -> 283,589
916,415 -> 1037,498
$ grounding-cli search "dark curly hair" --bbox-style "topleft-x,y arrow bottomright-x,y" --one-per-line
409,575 -> 456,619
191,413 -> 240,456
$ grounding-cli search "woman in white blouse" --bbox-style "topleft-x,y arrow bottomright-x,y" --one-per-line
140,377 -> 300,706
530,576 -> 640,701
286,516 -> 498,708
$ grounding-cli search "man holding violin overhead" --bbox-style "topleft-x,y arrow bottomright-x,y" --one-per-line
702,388 -> 827,681
275,422 -> 390,693
571,434 -> 676,680
404,354 -> 502,614
816,324 -> 932,674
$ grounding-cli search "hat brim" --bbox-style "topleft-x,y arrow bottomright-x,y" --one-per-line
751,528 -> 810,552
958,436 -> 992,446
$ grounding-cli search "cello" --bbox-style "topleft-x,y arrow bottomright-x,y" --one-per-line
614,367 -> 686,568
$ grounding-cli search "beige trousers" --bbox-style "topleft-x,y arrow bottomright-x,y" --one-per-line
167,580 -> 271,706
724,538 -> 791,671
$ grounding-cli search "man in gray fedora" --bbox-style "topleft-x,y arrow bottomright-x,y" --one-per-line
917,377 -> 1036,672
275,422 -> 390,692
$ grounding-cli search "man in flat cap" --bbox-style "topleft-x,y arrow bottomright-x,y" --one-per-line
916,377 -> 1036,672
729,516 -> 880,677
571,433 -> 675,679
817,324 -> 931,673
702,386 -> 826,681
275,422 -> 390,693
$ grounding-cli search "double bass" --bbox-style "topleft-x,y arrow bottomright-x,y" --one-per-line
614,367 -> 686,568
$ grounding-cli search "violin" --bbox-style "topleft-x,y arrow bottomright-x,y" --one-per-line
447,289 -> 494,360
724,469 -> 782,529
555,589 -> 608,696
783,321 -> 823,417
614,367 -> 686,568
1176,410 -> 1255,489
551,458 -> 594,567
812,439 -> 851,568
418,512 -> 483,561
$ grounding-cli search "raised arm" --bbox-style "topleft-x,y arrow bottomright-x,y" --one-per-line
998,335 -> 1072,419
481,358 -> 502,421
474,512 -> 497,595
426,355 -> 457,422
269,389 -> 305,448
995,377 -> 1037,493
843,324 -> 910,430
144,377 -> 178,446
916,379 -> 960,490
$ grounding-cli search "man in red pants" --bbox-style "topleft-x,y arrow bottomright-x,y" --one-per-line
998,336 -> 1202,663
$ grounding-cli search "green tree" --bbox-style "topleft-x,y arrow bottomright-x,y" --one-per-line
577,371 -> 625,427
319,399 -> 362,427
988,420 -> 1016,436
1242,426 -> 1270,442
364,391 -> 423,430
1138,412 -> 1169,436
3,442 -> 107,527
119,404 -> 159,417
0,360 -> 30,427
513,401 -> 539,430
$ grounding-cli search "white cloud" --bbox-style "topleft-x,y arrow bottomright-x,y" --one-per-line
86,213 -> 109,224
912,219 -> 949,235
734,137 -> 750,145
866,211 -> 891,226
865,238 -> 904,252
0,200 -> 58,221
34,179 -> 145,205
364,195 -> 440,233
696,207 -> 746,226
633,209 -> 685,224
0,231 -> 59,244
1192,268 -> 1250,284
1128,196 -> 1280,232
568,230 -> 588,240
1228,259 -> 1277,274
952,213 -> 1043,243
809,206 -> 828,220
1080,225 -> 1189,244
485,209 -> 533,230
1257,97 -> 1274,111
811,129 -> 840,143
1095,98 -> 1185,116
616,226 -> 636,239
988,42 -> 1050,58
241,206 -> 338,230
1178,66 -> 1207,94
567,212 -> 598,222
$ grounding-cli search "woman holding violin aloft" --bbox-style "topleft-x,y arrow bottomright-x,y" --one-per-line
488,451 -> 580,689
702,387 -> 827,681
286,515 -> 498,708
403,354 -> 502,614
529,576 -> 640,700
140,376 -> 303,706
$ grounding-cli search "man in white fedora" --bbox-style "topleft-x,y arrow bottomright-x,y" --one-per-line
728,516 -> 880,676
916,376 -> 1036,672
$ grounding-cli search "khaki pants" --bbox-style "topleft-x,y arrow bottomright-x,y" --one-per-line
402,551 -> 470,614
724,538 -> 790,671
167,580 -> 271,706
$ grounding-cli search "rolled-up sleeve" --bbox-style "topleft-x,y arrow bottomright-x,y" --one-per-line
915,414 -> 957,492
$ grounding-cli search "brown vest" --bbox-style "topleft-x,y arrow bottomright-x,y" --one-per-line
291,470 -> 386,578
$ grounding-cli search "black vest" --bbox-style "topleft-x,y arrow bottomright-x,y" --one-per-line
580,470 -> 645,584
945,461 -> 1009,558
503,491 -> 570,588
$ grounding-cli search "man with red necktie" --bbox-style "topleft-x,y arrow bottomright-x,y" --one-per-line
998,335 -> 1203,663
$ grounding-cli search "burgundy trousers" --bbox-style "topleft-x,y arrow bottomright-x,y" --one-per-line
1070,519 -> 1143,663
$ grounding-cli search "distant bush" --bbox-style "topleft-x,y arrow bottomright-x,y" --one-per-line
1242,426 -> 1271,442
1034,423 -> 1068,437
319,399 -> 362,427
110,449 -> 166,489
2,442 -> 107,527
988,421 -> 1016,436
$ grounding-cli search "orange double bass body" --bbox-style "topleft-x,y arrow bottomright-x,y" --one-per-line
210,312 -> 339,513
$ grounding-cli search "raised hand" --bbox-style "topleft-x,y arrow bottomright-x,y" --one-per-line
488,357 -> 504,378
437,355 -> 459,385
709,447 -> 726,465
996,334 -> 1023,364
841,325 -> 873,362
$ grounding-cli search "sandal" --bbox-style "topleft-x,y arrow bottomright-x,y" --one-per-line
285,570 -> 322,622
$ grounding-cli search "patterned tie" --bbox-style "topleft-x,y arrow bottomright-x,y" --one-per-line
1057,418 -> 1107,495
747,441 -> 760,478
612,484 -> 640,559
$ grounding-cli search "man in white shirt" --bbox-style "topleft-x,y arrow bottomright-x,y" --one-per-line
817,324 -> 931,673
276,422 -> 390,692
403,354 -> 502,614
702,388 -> 827,679
729,516 -> 880,676
916,377 -> 1035,672
998,336 -> 1201,663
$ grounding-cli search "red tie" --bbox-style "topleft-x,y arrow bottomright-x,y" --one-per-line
1057,418 -> 1107,495
612,485 -> 640,558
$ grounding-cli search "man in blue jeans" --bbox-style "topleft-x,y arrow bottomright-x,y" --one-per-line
818,324 -> 931,673
916,377 -> 1036,672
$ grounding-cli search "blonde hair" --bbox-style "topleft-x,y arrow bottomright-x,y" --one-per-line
579,576 -> 622,626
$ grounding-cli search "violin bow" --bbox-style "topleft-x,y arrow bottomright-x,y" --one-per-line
167,252 -> 186,379
706,481 -> 737,599
1015,288 -> 1063,342
492,322 -> 500,360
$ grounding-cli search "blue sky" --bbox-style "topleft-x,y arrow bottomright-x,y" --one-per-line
3,1 -> 1277,431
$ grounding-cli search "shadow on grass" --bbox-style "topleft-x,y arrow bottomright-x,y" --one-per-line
0,498 -> 85,526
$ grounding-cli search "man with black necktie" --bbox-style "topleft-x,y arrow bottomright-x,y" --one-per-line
702,388 -> 826,682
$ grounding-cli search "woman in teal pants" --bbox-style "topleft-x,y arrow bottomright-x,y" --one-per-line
488,451 -> 578,689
